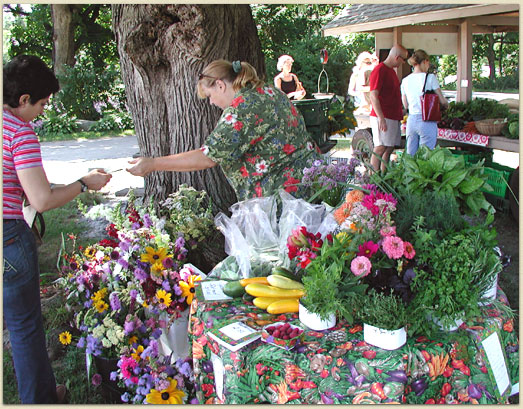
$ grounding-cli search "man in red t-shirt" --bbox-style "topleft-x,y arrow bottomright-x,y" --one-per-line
369,44 -> 408,172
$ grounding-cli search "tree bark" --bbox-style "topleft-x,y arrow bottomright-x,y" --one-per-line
111,5 -> 265,215
487,34 -> 496,80
51,4 -> 77,75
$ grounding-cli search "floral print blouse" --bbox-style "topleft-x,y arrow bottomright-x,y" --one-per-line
201,85 -> 320,201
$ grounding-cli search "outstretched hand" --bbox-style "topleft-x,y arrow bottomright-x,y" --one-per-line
127,157 -> 154,177
83,169 -> 112,191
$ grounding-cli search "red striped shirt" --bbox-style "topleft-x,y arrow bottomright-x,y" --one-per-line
3,110 -> 43,219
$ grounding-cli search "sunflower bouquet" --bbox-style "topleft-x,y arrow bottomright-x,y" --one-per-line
58,198 -> 200,402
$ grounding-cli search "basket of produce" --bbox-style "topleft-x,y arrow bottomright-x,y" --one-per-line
474,118 -> 507,136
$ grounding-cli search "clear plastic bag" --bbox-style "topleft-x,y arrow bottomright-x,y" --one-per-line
212,191 -> 336,279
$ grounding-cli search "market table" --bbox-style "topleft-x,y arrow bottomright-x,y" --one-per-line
188,285 -> 518,404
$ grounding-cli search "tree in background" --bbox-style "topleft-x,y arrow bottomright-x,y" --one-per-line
112,4 -> 264,213
252,5 -> 374,97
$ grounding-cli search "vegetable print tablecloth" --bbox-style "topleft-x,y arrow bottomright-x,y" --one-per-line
188,288 -> 518,404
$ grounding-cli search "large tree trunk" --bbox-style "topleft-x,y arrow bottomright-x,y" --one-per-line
51,4 -> 77,75
486,34 -> 496,80
112,5 -> 265,214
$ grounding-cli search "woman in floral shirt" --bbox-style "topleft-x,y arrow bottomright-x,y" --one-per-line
128,59 -> 320,201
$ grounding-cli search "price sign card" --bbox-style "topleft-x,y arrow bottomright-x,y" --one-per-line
481,331 -> 511,398
198,280 -> 233,301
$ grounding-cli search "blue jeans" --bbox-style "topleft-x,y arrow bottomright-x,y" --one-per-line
406,114 -> 438,155
3,219 -> 58,403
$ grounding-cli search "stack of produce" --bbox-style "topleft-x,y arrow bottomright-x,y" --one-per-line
223,267 -> 304,314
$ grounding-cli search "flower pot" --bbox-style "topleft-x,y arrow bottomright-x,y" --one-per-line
158,309 -> 190,363
363,323 -> 407,350
298,302 -> 336,331
93,355 -> 126,403
479,275 -> 498,305
428,312 -> 464,332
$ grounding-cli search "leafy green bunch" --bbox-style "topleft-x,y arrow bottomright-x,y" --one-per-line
301,234 -> 368,322
372,146 -> 493,216
327,96 -> 357,135
357,289 -> 408,331
408,213 -> 504,334
159,184 -> 215,247
442,98 -> 510,123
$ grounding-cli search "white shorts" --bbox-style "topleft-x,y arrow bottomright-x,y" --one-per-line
370,116 -> 401,147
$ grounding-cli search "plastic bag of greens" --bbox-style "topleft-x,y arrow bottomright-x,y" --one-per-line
213,195 -> 280,279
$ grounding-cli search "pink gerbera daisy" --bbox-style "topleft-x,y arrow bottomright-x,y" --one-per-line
350,256 -> 372,277
382,236 -> 405,259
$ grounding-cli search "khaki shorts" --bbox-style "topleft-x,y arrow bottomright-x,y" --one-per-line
370,116 -> 401,147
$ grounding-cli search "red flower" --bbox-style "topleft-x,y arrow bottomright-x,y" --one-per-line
255,183 -> 263,197
231,96 -> 245,108
233,121 -> 244,131
256,87 -> 265,94
290,104 -> 298,116
283,144 -> 296,155
357,241 -> 379,258
290,119 -> 298,127
250,136 -> 263,145
240,166 -> 249,177
283,175 -> 300,193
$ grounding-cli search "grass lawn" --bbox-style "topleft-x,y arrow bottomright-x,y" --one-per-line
38,129 -> 134,143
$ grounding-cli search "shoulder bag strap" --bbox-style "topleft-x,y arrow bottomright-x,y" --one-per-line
422,73 -> 429,94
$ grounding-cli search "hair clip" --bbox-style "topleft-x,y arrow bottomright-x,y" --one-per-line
232,60 -> 242,73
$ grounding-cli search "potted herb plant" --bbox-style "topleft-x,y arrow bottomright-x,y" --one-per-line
358,289 -> 408,350
287,229 -> 368,330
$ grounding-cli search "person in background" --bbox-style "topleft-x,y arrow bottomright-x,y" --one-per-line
369,44 -> 409,172
347,51 -> 374,109
3,55 -> 112,403
128,59 -> 319,201
401,49 -> 449,155
273,55 -> 306,100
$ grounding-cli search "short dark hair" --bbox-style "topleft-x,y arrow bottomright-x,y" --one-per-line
3,55 -> 60,108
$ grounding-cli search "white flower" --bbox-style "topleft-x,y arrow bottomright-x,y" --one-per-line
222,113 -> 237,125
255,160 -> 269,173
264,87 -> 275,96
306,141 -> 315,151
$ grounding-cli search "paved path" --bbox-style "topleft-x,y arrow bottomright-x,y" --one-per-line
40,135 -> 144,195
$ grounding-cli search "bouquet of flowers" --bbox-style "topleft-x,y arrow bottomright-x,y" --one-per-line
159,184 -> 215,249
334,184 -> 416,302
58,198 -> 200,403
301,157 -> 365,207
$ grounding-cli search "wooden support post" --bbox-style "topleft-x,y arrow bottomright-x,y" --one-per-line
392,26 -> 404,80
456,19 -> 473,102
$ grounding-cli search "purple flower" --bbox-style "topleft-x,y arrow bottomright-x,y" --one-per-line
118,258 -> 129,269
124,321 -> 135,335
110,250 -> 120,260
118,240 -> 131,252
133,267 -> 148,281
86,335 -> 102,356
121,392 -> 131,403
92,373 -> 102,386
175,235 -> 185,250
76,337 -> 85,348
162,280 -> 171,291
151,328 -> 162,339
176,360 -> 193,378
143,214 -> 153,228
162,257 -> 174,269
110,292 -> 121,311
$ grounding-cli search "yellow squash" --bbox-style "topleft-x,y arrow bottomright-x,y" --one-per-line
245,283 -> 304,299
267,274 -> 304,290
266,298 -> 299,314
239,277 -> 269,287
253,297 -> 281,310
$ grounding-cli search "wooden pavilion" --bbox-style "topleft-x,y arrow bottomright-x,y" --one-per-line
322,3 -> 519,102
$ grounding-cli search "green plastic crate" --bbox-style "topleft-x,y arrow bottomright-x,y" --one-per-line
481,162 -> 515,198
484,192 -> 510,213
450,149 -> 493,165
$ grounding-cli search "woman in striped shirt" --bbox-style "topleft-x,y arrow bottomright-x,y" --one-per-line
3,55 -> 111,403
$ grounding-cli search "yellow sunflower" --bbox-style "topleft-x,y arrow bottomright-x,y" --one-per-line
131,345 -> 144,362
140,246 -> 171,265
91,288 -> 108,302
146,378 -> 185,404
156,289 -> 172,307
83,246 -> 97,259
58,331 -> 72,345
94,300 -> 109,313
179,275 -> 202,306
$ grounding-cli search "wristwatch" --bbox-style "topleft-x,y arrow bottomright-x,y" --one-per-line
78,178 -> 88,193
